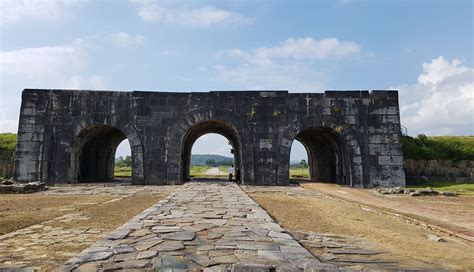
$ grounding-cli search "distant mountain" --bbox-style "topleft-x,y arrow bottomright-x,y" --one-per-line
191,154 -> 233,165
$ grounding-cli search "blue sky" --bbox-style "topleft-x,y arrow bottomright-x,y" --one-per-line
1,0 -> 473,159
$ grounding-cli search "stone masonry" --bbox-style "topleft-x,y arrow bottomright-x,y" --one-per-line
61,181 -> 329,271
13,89 -> 405,187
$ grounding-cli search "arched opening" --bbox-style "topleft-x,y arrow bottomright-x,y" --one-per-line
290,127 -> 350,184
181,120 -> 242,183
190,133 -> 234,179
114,139 -> 132,180
289,139 -> 309,180
70,125 -> 130,183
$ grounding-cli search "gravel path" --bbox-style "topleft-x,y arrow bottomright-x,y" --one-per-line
62,181 -> 327,271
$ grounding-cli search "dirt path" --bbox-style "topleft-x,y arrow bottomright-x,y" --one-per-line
0,185 -> 177,271
246,186 -> 474,270
303,183 -> 474,239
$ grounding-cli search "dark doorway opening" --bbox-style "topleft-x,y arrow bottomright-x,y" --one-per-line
70,125 -> 130,183
290,127 -> 350,184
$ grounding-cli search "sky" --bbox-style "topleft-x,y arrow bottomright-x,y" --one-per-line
0,0 -> 472,160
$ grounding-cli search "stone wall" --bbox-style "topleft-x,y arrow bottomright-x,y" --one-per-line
404,159 -> 474,184
0,149 -> 14,178
13,89 -> 406,187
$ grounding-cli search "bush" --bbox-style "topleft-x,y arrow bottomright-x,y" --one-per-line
0,133 -> 17,152
402,134 -> 474,161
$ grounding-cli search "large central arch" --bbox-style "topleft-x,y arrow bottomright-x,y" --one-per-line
166,107 -> 255,185
181,120 -> 242,182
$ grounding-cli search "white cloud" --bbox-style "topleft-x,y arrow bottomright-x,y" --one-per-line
130,0 -> 253,27
0,0 -> 87,26
0,40 -> 106,133
220,37 -> 361,64
214,37 -> 361,91
106,32 -> 145,48
395,56 -> 474,135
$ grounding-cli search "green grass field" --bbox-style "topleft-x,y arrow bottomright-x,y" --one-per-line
189,165 -> 229,178
405,181 -> 474,195
289,167 -> 309,179
114,166 -> 132,178
114,165 -> 309,179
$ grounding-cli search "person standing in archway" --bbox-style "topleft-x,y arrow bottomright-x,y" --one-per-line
228,165 -> 234,182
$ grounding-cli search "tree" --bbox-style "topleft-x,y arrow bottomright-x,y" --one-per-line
205,159 -> 217,166
299,159 -> 308,168
116,155 -> 132,167
299,159 -> 308,176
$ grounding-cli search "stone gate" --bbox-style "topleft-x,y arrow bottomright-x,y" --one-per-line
13,89 -> 406,187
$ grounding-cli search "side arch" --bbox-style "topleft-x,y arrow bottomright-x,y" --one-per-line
278,115 -> 363,187
166,107 -> 255,185
68,114 -> 144,184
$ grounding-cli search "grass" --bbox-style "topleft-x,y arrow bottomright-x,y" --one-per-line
114,166 -> 131,178
114,165 -> 311,179
402,135 -> 474,160
405,181 -> 474,195
189,165 -> 229,178
289,167 -> 309,179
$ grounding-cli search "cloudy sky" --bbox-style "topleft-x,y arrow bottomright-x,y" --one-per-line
1,0 -> 472,160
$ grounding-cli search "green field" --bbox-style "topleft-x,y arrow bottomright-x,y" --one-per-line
405,181 -> 474,195
289,167 -> 309,179
114,166 -> 132,178
189,165 -> 229,178
114,165 -> 309,179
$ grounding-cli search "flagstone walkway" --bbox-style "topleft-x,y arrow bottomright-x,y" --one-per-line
62,181 -> 330,271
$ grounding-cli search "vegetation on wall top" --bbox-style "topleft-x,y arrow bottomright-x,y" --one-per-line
402,134 -> 474,161
0,133 -> 17,152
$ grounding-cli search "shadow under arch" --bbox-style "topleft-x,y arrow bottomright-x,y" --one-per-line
166,107 -> 254,185
280,115 -> 363,187
68,118 -> 144,184
294,127 -> 349,184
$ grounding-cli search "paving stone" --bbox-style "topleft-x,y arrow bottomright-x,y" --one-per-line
152,226 -> 182,233
134,237 -> 164,251
63,182 -> 317,269
104,229 -> 131,240
113,244 -> 135,254
152,241 -> 185,252
161,231 -> 195,241
231,263 -> 272,272
153,255 -> 188,270
136,250 -> 158,259
74,251 -> 113,263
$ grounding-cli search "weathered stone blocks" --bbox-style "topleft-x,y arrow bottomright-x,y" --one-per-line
13,89 -> 405,187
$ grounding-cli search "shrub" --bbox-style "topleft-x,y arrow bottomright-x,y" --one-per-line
402,134 -> 474,161
0,133 -> 17,152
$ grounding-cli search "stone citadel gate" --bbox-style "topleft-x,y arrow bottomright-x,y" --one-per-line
13,89 -> 406,187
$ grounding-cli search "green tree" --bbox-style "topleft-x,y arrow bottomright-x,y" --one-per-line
205,158 -> 217,166
116,155 -> 132,167
299,159 -> 308,176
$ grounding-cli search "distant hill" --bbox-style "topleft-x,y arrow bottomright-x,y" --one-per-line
191,154 -> 233,165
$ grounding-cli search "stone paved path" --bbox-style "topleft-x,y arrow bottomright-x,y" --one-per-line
62,181 -> 327,271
